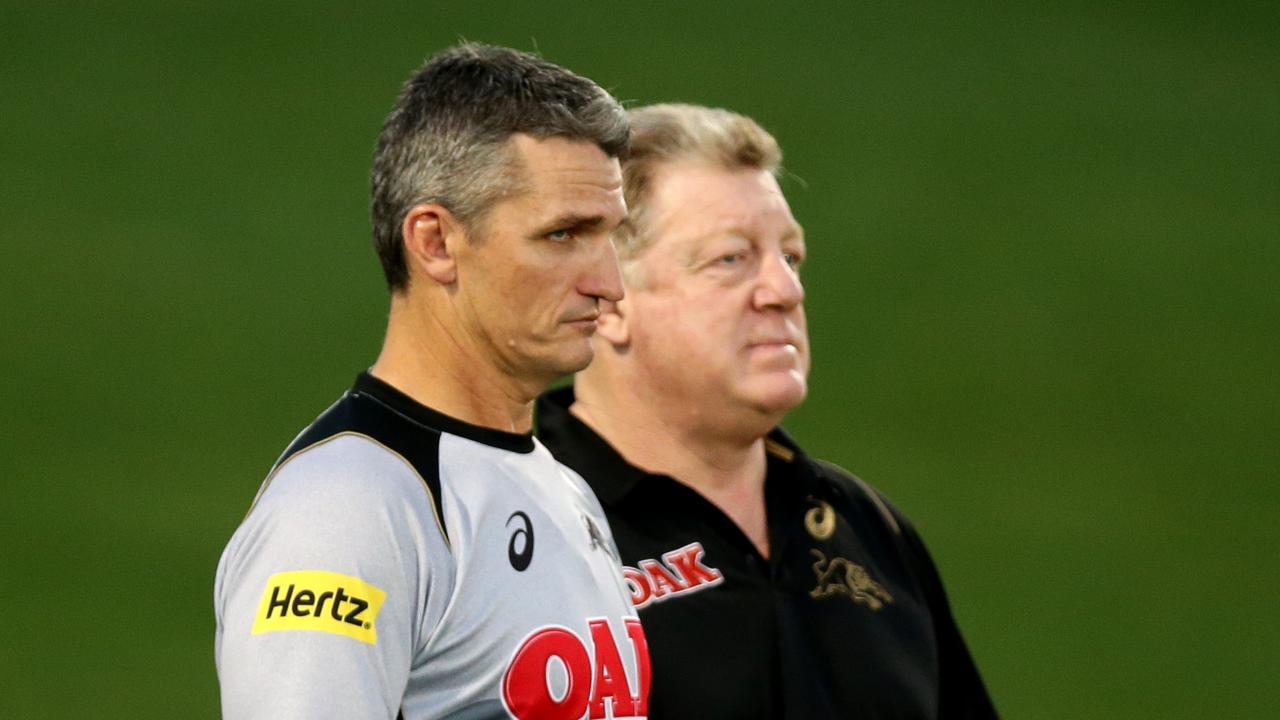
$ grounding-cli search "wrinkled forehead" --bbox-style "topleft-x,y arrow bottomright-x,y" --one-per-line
646,163 -> 803,254
508,134 -> 626,221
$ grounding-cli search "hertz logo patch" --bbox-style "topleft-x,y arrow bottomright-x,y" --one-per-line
252,570 -> 387,644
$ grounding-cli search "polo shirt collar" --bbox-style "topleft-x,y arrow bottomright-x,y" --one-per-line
535,385 -> 651,505
535,383 -> 814,505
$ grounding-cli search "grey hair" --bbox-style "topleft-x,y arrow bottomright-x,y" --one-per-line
370,43 -> 629,292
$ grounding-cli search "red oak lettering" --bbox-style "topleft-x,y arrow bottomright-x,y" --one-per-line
625,618 -> 651,716
664,543 -> 723,588
638,559 -> 684,598
623,542 -> 725,610
588,620 -> 636,718
502,620 -> 652,720
502,627 -> 591,719
623,567 -> 652,607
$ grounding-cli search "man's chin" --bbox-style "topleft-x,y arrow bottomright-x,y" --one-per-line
742,374 -> 808,417
542,343 -> 596,378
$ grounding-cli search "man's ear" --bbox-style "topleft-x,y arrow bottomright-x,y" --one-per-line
596,296 -> 630,347
402,203 -> 462,285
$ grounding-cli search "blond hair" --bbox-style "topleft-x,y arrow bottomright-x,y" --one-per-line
616,104 -> 782,264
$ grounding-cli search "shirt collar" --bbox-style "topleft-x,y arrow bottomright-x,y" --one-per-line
355,371 -> 536,453
535,383 -> 813,505
535,384 -> 651,505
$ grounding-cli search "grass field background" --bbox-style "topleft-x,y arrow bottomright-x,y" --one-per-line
2,1 -> 1277,716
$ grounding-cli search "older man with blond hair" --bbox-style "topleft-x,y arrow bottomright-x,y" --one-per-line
537,103 -> 996,718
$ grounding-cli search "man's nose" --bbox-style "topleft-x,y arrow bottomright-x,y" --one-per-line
754,252 -> 804,310
579,234 -> 625,302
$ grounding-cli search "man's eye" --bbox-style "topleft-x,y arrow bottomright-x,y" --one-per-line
783,252 -> 803,268
547,229 -> 573,242
718,253 -> 744,265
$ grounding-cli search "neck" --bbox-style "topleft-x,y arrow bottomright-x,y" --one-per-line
371,293 -> 538,433
572,361 -> 781,556
574,389 -> 767,489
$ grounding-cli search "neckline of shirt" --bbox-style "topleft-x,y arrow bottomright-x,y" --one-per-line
535,383 -> 816,505
353,371 -> 536,454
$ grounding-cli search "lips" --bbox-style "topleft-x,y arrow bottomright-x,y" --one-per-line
562,311 -> 601,333
748,322 -> 804,350
747,337 -> 798,348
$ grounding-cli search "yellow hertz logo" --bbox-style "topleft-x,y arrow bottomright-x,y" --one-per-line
252,570 -> 387,645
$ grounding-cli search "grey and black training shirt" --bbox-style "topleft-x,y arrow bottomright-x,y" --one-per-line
215,373 -> 649,720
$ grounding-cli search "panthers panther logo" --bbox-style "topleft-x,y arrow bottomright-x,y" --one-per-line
809,549 -> 894,610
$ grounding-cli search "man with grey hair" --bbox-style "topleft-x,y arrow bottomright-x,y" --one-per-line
216,44 -> 650,719
537,104 -> 996,717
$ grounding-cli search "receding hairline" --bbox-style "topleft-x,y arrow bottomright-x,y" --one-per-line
626,103 -> 782,174
642,160 -> 805,247
483,132 -> 626,232
614,103 -> 785,265
369,42 -> 630,292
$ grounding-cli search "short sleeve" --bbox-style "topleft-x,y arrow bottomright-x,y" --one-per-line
214,435 -> 449,719
891,509 -> 1000,719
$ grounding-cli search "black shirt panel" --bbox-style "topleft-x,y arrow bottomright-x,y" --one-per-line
353,371 -> 535,453
536,386 -> 997,719
888,501 -> 999,720
265,373 -> 447,541
265,372 -> 543,543
604,473 -> 779,719
765,448 -> 940,719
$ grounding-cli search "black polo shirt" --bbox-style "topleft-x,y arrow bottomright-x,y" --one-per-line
536,386 -> 997,719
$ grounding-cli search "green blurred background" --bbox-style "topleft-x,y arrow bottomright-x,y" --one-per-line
3,1 -> 1277,716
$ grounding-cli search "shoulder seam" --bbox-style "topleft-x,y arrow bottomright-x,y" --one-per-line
847,473 -> 902,537
244,430 -> 452,552
816,459 -> 902,537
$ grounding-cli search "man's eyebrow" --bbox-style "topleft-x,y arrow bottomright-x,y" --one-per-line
711,222 -> 806,243
540,213 -> 608,233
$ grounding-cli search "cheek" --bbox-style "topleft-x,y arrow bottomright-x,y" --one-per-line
661,298 -> 715,337
632,299 -> 691,350
792,307 -> 811,345
508,273 -> 567,319
797,335 -> 812,373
